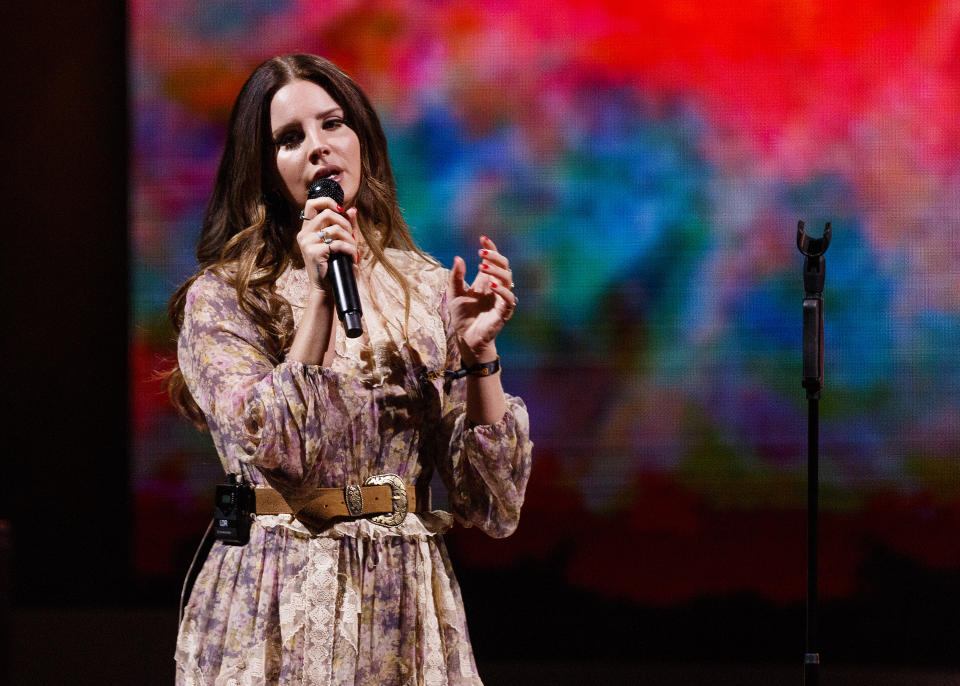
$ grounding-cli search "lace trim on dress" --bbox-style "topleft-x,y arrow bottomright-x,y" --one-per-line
417,541 -> 448,685
273,522 -> 457,686
279,537 -> 339,684
174,632 -> 206,685
275,248 -> 447,386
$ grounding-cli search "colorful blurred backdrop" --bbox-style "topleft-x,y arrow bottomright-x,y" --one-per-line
129,0 -> 960,662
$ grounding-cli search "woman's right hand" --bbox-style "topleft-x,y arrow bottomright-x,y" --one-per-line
296,198 -> 360,291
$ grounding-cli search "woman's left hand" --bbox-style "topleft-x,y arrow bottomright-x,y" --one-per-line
448,235 -> 517,364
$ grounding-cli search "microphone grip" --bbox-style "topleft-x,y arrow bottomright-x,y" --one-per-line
305,178 -> 362,337
328,252 -> 363,338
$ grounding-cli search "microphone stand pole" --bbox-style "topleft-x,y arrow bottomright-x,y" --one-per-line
797,220 -> 831,686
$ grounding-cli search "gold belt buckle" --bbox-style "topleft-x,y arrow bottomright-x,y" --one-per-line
363,473 -> 408,527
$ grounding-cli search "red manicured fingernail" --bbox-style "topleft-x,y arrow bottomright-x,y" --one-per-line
352,233 -> 355,238
337,204 -> 343,212
480,235 -> 488,242
481,249 -> 489,256
481,263 -> 489,270
491,281 -> 499,288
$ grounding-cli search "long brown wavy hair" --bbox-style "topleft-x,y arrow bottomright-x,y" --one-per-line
164,54 -> 432,429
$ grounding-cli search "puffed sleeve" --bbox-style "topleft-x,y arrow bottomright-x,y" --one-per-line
432,284 -> 533,538
177,271 -> 350,480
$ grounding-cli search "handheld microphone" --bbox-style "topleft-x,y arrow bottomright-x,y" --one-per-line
307,178 -> 363,338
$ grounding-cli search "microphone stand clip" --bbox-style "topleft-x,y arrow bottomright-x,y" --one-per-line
796,219 -> 831,686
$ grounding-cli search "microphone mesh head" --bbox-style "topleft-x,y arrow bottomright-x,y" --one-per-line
307,178 -> 345,205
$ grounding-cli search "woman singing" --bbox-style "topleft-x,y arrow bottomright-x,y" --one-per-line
166,54 -> 532,684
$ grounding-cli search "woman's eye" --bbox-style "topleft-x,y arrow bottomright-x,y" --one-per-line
323,118 -> 345,130
275,132 -> 303,149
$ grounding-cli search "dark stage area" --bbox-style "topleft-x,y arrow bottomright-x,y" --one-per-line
9,609 -> 960,686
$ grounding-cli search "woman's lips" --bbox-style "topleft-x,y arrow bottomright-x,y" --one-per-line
310,169 -> 342,187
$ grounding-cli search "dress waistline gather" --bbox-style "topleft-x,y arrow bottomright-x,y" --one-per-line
251,510 -> 454,541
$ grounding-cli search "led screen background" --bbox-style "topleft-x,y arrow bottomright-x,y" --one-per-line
130,0 -> 960,639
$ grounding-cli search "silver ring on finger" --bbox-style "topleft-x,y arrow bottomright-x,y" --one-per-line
317,229 -> 333,244
299,210 -> 308,221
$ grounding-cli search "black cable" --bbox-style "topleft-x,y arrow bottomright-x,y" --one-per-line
179,518 -> 214,628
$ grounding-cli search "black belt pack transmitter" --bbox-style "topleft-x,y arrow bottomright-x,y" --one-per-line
213,474 -> 254,545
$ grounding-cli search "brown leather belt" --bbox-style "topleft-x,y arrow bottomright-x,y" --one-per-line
254,474 -> 429,528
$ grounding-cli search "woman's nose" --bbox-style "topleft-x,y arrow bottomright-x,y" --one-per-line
307,130 -> 330,165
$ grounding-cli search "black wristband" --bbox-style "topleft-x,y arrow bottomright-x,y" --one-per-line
419,356 -> 502,383
448,356 -> 501,379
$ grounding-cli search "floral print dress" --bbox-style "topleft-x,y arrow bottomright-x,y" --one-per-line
174,248 -> 532,686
